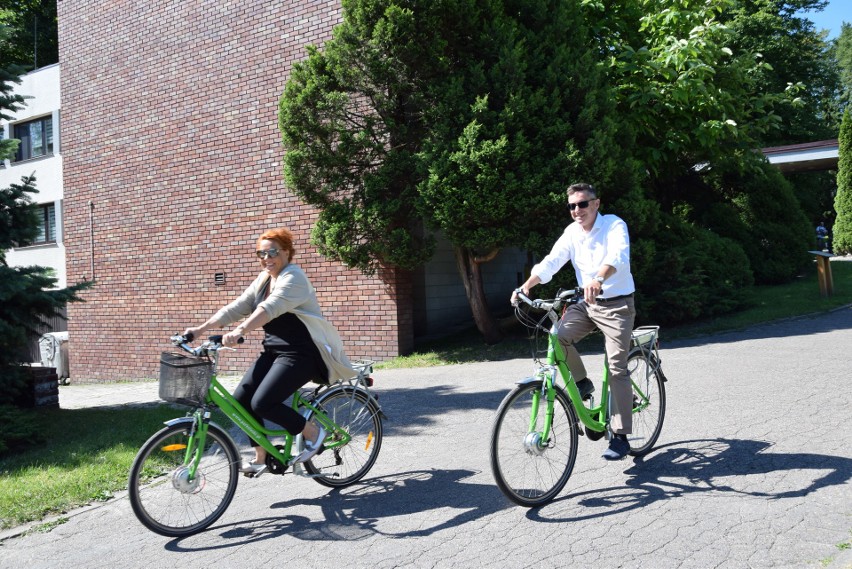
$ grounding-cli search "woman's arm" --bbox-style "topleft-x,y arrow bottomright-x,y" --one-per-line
222,306 -> 271,347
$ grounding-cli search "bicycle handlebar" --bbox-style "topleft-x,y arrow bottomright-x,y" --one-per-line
513,287 -> 583,312
170,333 -> 243,357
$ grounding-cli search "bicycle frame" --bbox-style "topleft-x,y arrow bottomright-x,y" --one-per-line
176,347 -> 367,477
537,327 -> 609,438
519,293 -> 660,443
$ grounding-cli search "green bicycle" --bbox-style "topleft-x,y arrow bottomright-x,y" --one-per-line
490,288 -> 667,507
128,334 -> 384,537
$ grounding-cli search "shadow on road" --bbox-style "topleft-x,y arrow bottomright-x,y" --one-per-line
526,437 -> 851,522
379,385 -> 508,436
165,468 -> 509,551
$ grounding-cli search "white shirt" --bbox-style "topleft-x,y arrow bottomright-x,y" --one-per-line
531,212 -> 635,298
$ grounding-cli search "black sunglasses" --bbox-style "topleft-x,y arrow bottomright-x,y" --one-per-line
256,248 -> 280,259
568,199 -> 596,211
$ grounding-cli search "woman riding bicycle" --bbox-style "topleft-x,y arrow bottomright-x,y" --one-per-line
184,227 -> 354,475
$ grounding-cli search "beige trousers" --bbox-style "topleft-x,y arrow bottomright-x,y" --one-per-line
556,296 -> 636,434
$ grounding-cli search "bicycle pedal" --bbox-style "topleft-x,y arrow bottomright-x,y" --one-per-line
242,465 -> 267,479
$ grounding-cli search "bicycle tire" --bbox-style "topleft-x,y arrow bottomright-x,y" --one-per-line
626,350 -> 666,456
304,387 -> 383,488
490,381 -> 579,507
128,422 -> 239,537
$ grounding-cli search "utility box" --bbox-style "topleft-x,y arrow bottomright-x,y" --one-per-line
39,331 -> 70,383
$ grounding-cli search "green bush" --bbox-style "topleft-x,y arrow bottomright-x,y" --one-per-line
835,108 -> 852,254
639,214 -> 753,325
702,159 -> 811,284
0,404 -> 44,455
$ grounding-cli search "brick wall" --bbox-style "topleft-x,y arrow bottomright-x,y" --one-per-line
57,0 -> 412,382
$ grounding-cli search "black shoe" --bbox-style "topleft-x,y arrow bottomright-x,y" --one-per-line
576,377 -> 595,400
602,434 -> 630,461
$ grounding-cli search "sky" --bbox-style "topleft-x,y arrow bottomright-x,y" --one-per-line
801,0 -> 852,40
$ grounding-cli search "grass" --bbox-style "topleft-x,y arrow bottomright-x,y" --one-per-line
0,259 -> 850,532
0,406 -> 183,530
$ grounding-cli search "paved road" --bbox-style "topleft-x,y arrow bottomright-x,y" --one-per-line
1,308 -> 851,568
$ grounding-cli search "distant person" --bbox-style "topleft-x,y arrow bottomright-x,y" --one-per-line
816,222 -> 829,251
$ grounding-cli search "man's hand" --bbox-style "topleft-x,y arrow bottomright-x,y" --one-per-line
584,281 -> 602,304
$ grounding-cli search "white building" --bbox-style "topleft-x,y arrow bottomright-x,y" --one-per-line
1,63 -> 65,288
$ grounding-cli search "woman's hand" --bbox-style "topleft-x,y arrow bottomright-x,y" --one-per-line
182,326 -> 205,341
222,330 -> 244,347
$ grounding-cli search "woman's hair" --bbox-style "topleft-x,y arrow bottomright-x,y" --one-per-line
257,228 -> 296,260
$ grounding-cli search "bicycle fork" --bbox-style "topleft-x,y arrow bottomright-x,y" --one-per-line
525,370 -> 557,455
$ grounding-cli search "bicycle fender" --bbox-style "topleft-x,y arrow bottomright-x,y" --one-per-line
317,385 -> 388,421
163,417 -> 240,450
516,377 -> 543,387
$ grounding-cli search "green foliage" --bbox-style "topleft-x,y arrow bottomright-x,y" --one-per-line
0,0 -> 58,70
0,175 -> 91,403
705,158 -> 812,283
0,26 -> 25,161
418,0 -> 638,257
640,214 -> 753,324
720,0 -> 841,144
834,107 -> 852,254
585,0 -> 796,180
0,404 -> 43,454
838,23 -> 852,111
280,0 -> 455,273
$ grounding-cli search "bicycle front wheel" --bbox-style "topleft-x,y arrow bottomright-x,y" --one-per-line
304,387 -> 383,488
128,422 -> 239,537
627,351 -> 666,456
490,381 -> 579,507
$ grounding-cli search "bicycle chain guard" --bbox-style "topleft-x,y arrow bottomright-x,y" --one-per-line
266,445 -> 289,475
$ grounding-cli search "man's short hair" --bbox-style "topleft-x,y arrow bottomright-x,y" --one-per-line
567,183 -> 597,198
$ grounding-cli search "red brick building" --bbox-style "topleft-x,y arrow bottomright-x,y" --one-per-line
57,0 -> 524,381
56,0 -> 404,380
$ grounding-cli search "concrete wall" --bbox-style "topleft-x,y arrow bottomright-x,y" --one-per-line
1,64 -> 66,288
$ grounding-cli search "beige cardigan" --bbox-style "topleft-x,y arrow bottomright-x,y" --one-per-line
213,263 -> 354,382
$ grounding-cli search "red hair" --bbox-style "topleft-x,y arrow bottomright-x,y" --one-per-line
257,228 -> 296,260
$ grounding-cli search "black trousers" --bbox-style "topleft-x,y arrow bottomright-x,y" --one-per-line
233,348 -> 326,442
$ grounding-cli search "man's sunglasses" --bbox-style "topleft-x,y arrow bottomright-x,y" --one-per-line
568,199 -> 596,211
256,248 -> 280,259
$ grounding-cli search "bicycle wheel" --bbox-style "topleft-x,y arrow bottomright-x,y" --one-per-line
304,387 -> 383,488
490,381 -> 579,507
626,351 -> 666,456
128,422 -> 239,537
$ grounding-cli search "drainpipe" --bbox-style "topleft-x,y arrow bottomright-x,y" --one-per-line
88,200 -> 95,280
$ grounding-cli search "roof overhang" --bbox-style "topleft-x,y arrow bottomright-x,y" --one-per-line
762,139 -> 838,173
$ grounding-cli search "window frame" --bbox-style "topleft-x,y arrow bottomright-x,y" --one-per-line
33,202 -> 57,245
13,115 -> 54,163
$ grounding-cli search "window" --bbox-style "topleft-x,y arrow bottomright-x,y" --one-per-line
14,116 -> 54,162
34,203 -> 57,244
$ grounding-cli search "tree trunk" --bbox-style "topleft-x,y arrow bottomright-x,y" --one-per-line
454,246 -> 503,344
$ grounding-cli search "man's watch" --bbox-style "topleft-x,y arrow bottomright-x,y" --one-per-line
593,275 -> 605,284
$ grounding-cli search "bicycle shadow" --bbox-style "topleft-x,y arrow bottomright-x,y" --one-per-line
164,468 -> 509,551
526,437 -> 852,523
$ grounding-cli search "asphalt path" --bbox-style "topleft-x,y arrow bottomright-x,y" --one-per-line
1,307 -> 850,568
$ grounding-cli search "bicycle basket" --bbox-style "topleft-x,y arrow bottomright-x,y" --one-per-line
159,352 -> 212,406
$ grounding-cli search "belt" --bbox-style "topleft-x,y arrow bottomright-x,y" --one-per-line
597,293 -> 633,303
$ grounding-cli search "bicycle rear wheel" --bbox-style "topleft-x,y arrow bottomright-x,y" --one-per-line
128,422 -> 239,537
304,387 -> 383,488
490,381 -> 579,507
627,351 -> 666,456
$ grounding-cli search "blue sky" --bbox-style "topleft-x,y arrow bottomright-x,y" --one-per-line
801,0 -> 852,40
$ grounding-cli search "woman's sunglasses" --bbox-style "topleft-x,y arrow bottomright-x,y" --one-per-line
256,248 -> 280,259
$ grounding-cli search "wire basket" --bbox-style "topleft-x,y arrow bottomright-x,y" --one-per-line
159,352 -> 212,406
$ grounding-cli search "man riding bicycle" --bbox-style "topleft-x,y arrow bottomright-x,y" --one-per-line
511,183 -> 636,460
